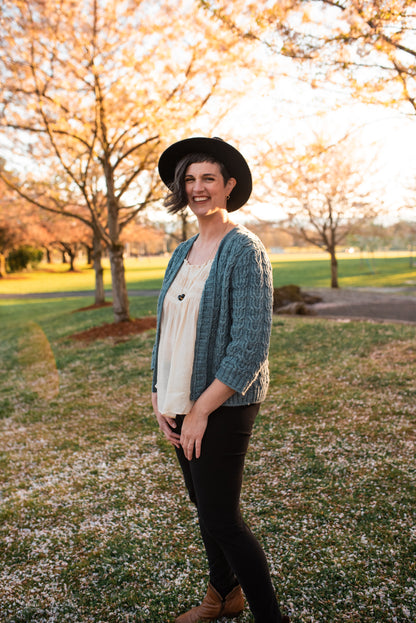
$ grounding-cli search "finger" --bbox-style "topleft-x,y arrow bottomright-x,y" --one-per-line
168,433 -> 181,445
194,439 -> 201,460
187,442 -> 195,461
180,435 -> 188,457
161,418 -> 177,434
165,429 -> 180,443
168,435 -> 181,448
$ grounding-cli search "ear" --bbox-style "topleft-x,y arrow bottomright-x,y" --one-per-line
226,177 -> 237,194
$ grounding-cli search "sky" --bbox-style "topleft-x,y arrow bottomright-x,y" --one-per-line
2,0 -> 415,229
239,101 -> 416,225
186,52 -> 416,226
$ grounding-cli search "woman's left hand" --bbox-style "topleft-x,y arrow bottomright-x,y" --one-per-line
180,380 -> 235,460
180,408 -> 209,460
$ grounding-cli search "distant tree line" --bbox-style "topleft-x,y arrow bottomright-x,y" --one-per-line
1,0 -> 415,301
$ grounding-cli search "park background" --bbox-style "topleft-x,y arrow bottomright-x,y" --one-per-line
1,1 -> 416,622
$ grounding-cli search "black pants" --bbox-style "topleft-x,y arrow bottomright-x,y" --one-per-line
172,404 -> 283,623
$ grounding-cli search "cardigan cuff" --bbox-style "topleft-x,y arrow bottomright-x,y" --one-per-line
216,365 -> 257,396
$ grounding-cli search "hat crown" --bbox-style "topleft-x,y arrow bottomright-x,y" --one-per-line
158,136 -> 252,212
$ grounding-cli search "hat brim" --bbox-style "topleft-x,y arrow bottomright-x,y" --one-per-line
158,137 -> 252,212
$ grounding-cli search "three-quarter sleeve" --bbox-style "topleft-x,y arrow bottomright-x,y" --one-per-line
215,244 -> 273,395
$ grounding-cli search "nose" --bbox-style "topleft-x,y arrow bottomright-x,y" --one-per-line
193,177 -> 204,191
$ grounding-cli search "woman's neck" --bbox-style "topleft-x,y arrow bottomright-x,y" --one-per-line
197,213 -> 230,241
187,213 -> 235,265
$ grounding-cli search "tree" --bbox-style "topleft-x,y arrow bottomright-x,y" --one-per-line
200,1 -> 416,116
347,221 -> 392,253
0,0 -> 249,321
0,211 -> 18,277
35,211 -> 92,272
243,220 -> 295,251
391,221 -> 416,266
267,136 -> 381,287
121,218 -> 167,257
0,172 -> 93,277
0,165 -> 35,277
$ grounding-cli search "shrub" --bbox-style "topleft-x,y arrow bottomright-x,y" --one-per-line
7,245 -> 43,272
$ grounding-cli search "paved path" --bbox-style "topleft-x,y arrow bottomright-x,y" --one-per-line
0,289 -> 160,299
1,287 -> 416,324
307,287 -> 416,324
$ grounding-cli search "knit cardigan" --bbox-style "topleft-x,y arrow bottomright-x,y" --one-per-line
151,224 -> 273,407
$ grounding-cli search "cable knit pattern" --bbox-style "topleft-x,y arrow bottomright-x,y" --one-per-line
151,225 -> 273,407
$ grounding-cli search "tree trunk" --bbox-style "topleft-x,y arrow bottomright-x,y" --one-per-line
108,243 -> 130,322
181,211 -> 189,242
0,253 -> 6,278
103,146 -> 129,321
92,233 -> 105,305
330,249 -> 339,288
68,251 -> 76,272
86,244 -> 93,265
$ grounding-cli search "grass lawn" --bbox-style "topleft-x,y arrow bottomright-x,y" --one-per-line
272,253 -> 416,289
1,278 -> 415,622
0,250 -> 415,296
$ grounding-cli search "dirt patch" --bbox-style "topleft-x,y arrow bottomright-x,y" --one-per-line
70,317 -> 157,342
73,302 -> 113,312
68,287 -> 416,343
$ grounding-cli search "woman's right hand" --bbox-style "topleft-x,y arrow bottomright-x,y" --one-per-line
152,392 -> 181,448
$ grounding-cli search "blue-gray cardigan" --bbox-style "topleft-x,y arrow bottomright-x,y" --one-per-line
151,225 -> 273,407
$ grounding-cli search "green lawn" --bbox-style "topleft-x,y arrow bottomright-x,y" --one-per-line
0,256 -> 415,622
1,251 -> 415,296
272,254 -> 416,288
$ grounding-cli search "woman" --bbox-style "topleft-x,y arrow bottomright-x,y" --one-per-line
151,137 -> 290,623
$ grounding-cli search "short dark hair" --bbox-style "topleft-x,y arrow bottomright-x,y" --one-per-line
163,152 -> 231,214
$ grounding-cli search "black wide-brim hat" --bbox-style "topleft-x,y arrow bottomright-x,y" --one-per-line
158,137 -> 252,212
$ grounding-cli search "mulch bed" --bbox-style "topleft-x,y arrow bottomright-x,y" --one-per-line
70,317 -> 157,342
68,287 -> 416,343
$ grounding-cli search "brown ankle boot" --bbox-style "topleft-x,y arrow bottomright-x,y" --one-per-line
175,583 -> 244,623
221,584 -> 245,617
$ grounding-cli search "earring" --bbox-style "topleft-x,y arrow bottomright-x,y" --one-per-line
226,195 -> 230,200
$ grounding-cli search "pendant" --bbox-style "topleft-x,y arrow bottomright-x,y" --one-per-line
178,293 -> 185,301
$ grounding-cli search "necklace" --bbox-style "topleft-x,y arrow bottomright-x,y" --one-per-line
177,223 -> 231,302
187,222 -> 230,266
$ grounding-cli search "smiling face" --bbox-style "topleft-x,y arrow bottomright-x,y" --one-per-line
184,161 -> 236,217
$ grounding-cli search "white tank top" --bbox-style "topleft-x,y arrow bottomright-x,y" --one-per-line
156,258 -> 213,417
